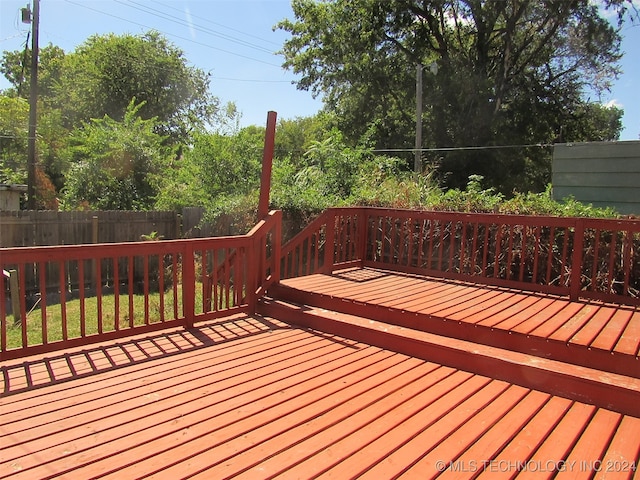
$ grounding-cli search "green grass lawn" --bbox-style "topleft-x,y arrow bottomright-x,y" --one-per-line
2,282 -> 234,349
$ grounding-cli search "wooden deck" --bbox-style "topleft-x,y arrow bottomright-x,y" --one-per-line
271,268 -> 640,379
2,311 -> 640,479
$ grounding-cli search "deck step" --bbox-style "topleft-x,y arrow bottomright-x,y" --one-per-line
258,297 -> 640,417
269,281 -> 640,379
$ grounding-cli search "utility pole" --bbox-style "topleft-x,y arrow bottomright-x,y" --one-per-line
26,0 -> 40,210
414,63 -> 423,174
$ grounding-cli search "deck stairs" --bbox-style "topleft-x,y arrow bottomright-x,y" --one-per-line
259,269 -> 640,418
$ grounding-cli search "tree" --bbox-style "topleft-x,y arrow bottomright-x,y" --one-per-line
278,0 -> 628,193
62,101 -> 169,210
0,44 -> 65,100
53,31 -> 216,144
0,96 -> 29,183
155,127 -> 263,212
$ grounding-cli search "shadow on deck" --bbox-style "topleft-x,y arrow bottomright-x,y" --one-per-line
2,269 -> 640,478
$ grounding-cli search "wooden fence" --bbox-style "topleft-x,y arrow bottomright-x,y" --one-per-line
0,210 -> 180,247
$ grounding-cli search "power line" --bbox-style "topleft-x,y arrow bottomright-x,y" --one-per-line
373,144 -> 554,153
63,0 -> 282,68
154,0 -> 282,48
210,76 -> 292,83
117,0 -> 277,55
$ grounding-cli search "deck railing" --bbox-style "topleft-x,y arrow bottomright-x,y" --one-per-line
0,210 -> 281,360
281,207 -> 640,306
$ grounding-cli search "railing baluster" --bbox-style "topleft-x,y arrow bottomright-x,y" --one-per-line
159,254 -> 165,322
546,226 -> 555,286
113,257 -> 120,331
128,256 -> 134,329
590,229 -> 601,293
38,262 -> 47,345
96,258 -> 103,335
561,226 -> 570,287
470,222 -> 479,275
518,226 -> 527,282
459,221 -> 467,274
59,260 -> 67,341
532,226 -> 540,284
79,260 -> 86,338
481,223 -> 490,275
623,230 -> 632,297
0,271 -> 6,352
144,255 -> 150,325
607,232 -> 617,294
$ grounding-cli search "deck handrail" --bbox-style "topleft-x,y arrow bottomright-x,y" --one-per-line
280,207 -> 640,306
0,210 -> 281,360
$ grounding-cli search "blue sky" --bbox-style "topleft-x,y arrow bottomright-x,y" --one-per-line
1,0 -> 639,140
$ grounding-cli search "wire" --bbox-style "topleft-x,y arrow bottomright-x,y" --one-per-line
210,76 -> 292,83
63,0 -> 282,67
117,0 -> 277,55
373,144 -> 554,153
154,0 -> 282,48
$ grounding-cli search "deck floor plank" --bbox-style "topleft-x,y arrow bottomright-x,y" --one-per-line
474,396 -> 574,479
555,409 -> 623,479
387,384 -> 530,479
435,390 -> 552,480
2,270 -> 640,480
61,348 -> 409,479
593,415 -> 640,480
613,310 -> 640,356
1,331 -> 348,468
360,380 -> 512,479
515,402 -> 597,479
168,362 -> 453,480
591,308 -> 635,352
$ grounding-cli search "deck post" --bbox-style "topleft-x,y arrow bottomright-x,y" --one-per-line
258,111 -> 277,220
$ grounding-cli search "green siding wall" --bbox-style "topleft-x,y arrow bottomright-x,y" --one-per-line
552,141 -> 640,215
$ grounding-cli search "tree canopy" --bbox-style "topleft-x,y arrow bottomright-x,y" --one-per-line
278,0 -> 628,192
1,31 -> 218,145
62,101 -> 169,210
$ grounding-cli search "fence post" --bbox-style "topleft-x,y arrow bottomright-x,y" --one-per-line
569,218 -> 584,301
8,270 -> 21,325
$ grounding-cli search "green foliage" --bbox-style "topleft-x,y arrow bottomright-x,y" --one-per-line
155,127 -> 263,212
55,31 -> 216,143
277,0 -> 626,193
0,44 -> 66,100
271,128 -> 374,213
432,175 -> 504,213
500,185 -> 619,218
0,95 -> 28,183
61,101 -> 169,210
